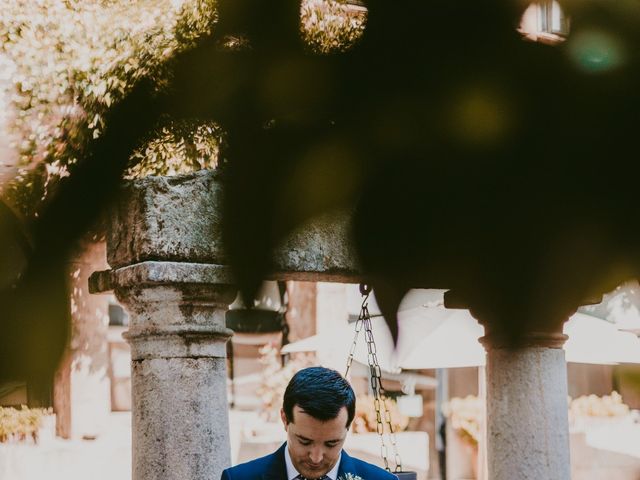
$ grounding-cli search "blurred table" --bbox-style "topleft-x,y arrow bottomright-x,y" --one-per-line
571,417 -> 640,480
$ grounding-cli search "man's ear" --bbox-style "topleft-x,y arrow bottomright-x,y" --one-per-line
280,408 -> 288,430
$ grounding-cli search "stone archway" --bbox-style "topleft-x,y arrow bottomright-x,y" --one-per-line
90,170 -> 572,480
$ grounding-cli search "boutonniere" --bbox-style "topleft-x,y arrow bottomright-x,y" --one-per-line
338,474 -> 363,480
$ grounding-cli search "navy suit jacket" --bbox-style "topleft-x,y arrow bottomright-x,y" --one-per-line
221,443 -> 398,480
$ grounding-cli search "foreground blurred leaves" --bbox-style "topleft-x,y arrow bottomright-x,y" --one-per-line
4,0 -> 640,387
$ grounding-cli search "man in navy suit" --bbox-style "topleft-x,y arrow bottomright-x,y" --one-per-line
221,366 -> 398,480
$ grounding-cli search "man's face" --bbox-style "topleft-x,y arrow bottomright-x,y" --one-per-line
281,405 -> 349,480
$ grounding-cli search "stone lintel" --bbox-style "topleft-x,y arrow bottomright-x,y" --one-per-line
105,171 -> 363,282
266,270 -> 363,284
90,261 -> 365,295
269,210 -> 361,281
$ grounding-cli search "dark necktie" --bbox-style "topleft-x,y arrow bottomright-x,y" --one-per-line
296,476 -> 328,480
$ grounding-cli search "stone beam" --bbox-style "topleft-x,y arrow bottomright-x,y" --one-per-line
105,170 -> 362,283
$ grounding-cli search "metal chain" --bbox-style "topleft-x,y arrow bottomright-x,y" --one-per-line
345,284 -> 403,473
363,311 -> 391,472
344,294 -> 366,379
382,395 -> 403,472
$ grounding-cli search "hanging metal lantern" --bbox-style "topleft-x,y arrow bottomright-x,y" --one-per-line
226,281 -> 290,408
226,281 -> 287,334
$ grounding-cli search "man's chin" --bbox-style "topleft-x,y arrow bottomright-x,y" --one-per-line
299,466 -> 328,479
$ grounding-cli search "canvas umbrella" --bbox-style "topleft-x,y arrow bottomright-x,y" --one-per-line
281,315 -> 404,373
399,311 -> 486,369
563,313 -> 640,365
281,295 -> 459,372
283,301 -> 640,369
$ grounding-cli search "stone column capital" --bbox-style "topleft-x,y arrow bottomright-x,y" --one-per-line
90,261 -> 237,361
89,260 -> 235,293
480,331 -> 569,350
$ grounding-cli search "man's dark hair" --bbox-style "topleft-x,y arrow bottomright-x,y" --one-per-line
283,366 -> 356,428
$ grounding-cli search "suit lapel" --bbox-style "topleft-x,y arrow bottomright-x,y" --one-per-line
337,449 -> 356,479
263,443 -> 288,480
262,445 -> 358,480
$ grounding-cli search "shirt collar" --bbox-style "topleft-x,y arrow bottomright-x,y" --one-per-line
284,443 -> 342,480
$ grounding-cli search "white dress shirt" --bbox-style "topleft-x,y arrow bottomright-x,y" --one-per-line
284,443 -> 342,480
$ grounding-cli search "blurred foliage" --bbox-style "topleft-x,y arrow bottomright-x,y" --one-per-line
0,0 -> 218,217
569,390 -> 630,421
443,395 -> 482,447
0,0 -> 371,396
0,406 -> 51,444
0,0 -> 364,216
126,118 -> 222,178
4,0 -> 640,389
300,0 -> 366,54
445,391 -> 632,448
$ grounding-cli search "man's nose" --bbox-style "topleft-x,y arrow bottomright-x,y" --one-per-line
309,447 -> 323,464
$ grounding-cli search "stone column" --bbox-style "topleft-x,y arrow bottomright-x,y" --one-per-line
89,171 -> 364,480
92,262 -> 236,480
480,333 -> 571,480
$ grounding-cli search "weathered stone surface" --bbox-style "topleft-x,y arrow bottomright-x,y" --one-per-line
116,281 -> 235,480
106,171 -> 363,282
89,261 -> 234,293
116,283 -> 235,358
107,170 -> 226,269
132,357 -> 230,480
271,210 -> 360,282
485,344 -> 571,480
125,323 -> 231,360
